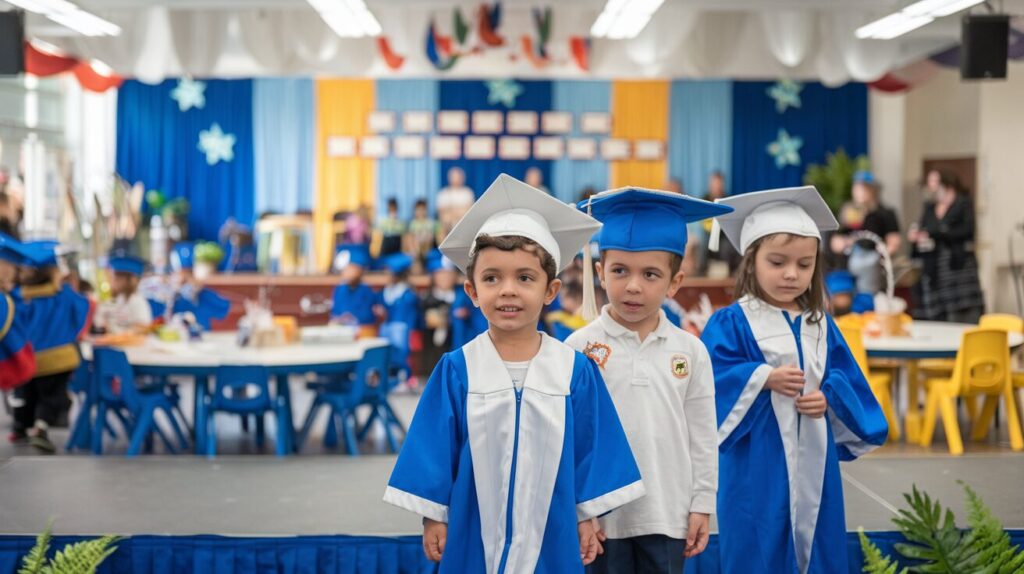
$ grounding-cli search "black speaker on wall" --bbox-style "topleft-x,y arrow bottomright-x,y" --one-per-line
0,11 -> 25,76
961,14 -> 1010,80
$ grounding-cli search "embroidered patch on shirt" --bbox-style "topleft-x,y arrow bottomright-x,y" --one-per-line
671,355 -> 689,379
583,341 -> 612,367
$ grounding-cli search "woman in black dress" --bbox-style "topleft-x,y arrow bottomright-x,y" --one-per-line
909,169 -> 985,322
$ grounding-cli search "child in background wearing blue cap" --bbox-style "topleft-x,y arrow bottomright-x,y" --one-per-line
169,242 -> 231,331
384,174 -> 643,573
702,187 -> 888,574
95,251 -> 153,334
419,249 -> 457,373
9,241 -> 92,453
567,188 -> 730,574
380,252 -> 420,381
0,233 -> 36,396
330,243 -> 383,339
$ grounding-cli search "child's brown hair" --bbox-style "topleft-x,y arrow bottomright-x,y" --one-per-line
733,233 -> 827,324
599,251 -> 683,276
466,235 -> 557,286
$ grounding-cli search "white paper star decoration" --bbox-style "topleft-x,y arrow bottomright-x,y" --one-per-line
486,79 -> 523,108
198,123 -> 236,166
171,78 -> 207,112
767,79 -> 802,114
767,129 -> 803,169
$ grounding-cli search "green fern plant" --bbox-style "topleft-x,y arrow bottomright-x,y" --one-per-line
863,483 -> 1024,573
18,521 -> 121,574
802,148 -> 871,213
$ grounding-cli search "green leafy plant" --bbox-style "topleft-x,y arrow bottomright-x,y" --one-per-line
193,241 -> 225,266
18,521 -> 121,574
144,189 -> 166,212
862,482 -> 1024,573
162,197 -> 190,219
802,148 -> 871,213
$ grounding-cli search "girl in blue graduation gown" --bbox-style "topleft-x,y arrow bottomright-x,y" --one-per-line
701,188 -> 888,574
0,234 -> 35,392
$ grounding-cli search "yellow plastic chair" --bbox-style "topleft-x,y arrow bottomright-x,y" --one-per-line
839,325 -> 900,442
917,314 -> 1024,378
919,328 -> 1024,455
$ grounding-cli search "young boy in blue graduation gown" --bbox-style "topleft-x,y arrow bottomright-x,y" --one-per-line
568,188 -> 731,573
702,187 -> 889,574
10,241 -> 92,453
0,233 -> 35,394
330,243 -> 383,338
379,252 -> 420,377
95,251 -> 153,334
384,174 -> 645,574
420,249 -> 457,372
170,242 -> 231,330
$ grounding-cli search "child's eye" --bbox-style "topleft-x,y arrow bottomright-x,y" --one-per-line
644,272 -> 659,279
798,263 -> 812,270
519,275 -> 534,282
482,275 -> 498,283
612,267 -> 626,275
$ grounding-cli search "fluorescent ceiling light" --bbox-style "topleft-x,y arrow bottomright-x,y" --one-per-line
590,0 -> 665,40
306,0 -> 382,38
857,0 -> 984,40
5,0 -> 120,36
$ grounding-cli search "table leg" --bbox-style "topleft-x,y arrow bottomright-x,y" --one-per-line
905,360 -> 921,443
276,374 -> 295,456
194,375 -> 209,455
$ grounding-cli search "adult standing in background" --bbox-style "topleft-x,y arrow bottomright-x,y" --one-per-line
436,167 -> 475,237
700,170 -> 740,276
524,166 -> 550,195
908,169 -> 984,323
832,172 -> 901,295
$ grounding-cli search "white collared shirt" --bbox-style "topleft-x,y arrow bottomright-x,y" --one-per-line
95,292 -> 153,334
566,305 -> 718,539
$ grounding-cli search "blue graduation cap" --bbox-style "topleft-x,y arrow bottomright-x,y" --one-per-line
108,251 -> 147,277
333,243 -> 371,271
18,240 -> 59,268
578,187 -> 734,257
0,232 -> 30,265
171,242 -> 194,271
825,270 -> 856,296
425,249 -> 455,274
382,252 -> 413,275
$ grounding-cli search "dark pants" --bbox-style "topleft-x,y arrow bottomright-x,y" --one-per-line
588,535 -> 686,574
11,371 -> 72,432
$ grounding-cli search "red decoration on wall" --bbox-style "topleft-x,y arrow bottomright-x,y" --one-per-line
570,36 -> 590,72
377,37 -> 406,71
24,42 -> 122,93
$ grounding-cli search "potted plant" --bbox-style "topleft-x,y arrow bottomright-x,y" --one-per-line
803,148 -> 871,213
193,241 -> 224,280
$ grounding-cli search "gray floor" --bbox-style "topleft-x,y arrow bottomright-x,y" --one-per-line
2,378 -> 1022,537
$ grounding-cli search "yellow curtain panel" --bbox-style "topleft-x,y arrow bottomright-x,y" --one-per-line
610,80 -> 669,189
315,79 -> 376,271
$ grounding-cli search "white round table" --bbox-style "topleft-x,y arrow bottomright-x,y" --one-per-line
78,334 -> 389,455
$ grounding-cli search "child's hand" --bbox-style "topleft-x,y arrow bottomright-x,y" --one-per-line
422,518 -> 447,562
796,390 -> 828,418
578,519 -> 601,565
684,513 -> 710,558
765,365 -> 805,397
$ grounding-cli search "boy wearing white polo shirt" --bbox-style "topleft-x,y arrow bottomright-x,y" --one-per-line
567,188 -> 732,573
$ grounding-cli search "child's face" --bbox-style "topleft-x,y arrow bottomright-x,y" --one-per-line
465,247 -> 560,337
341,264 -> 364,285
432,269 -> 457,291
561,294 -> 582,314
0,260 -> 15,292
754,234 -> 818,308
110,271 -> 137,295
414,204 -> 427,219
388,204 -> 398,217
597,249 -> 683,327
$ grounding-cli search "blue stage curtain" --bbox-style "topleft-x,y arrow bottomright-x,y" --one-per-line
551,80 -> 610,204
375,79 -> 440,221
116,79 -> 256,241
668,80 -> 733,198
437,80 -> 553,198
253,78 -> 314,216
3,531 -> 1023,573
730,81 -> 867,195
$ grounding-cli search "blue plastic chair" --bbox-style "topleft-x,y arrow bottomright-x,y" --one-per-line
65,358 -> 97,451
202,365 -> 289,456
356,357 -> 406,454
91,347 -> 190,456
296,346 -> 389,455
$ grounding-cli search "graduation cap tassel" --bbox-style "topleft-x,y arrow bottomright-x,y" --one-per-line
582,198 -> 600,323
708,217 -> 722,253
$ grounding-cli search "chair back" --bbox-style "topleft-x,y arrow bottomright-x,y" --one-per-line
211,366 -> 272,414
951,328 -> 1010,395
352,345 -> 391,405
68,357 -> 92,395
838,324 -> 871,379
979,313 -> 1024,334
93,347 -> 143,409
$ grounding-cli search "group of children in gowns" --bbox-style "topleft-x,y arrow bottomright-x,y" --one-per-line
384,174 -> 888,574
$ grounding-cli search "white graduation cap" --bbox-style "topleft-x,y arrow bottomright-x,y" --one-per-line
439,173 -> 602,274
710,186 -> 838,255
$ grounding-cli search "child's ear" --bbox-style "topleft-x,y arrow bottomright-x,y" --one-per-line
545,278 -> 563,305
594,261 -> 606,289
666,269 -> 686,298
463,279 -> 480,308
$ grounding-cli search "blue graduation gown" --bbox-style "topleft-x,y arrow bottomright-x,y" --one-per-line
382,284 -> 420,369
16,283 -> 91,376
330,283 -> 380,326
450,290 -> 487,350
661,297 -> 684,328
384,332 -> 645,574
701,297 -> 888,574
0,293 -> 35,390
173,288 -> 231,331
